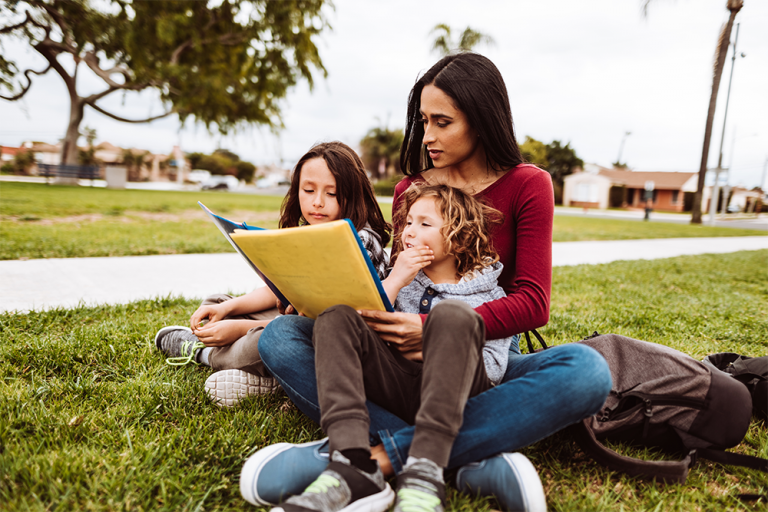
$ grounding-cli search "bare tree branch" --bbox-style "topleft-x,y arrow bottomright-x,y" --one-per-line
0,11 -> 40,34
0,62 -> 52,100
30,0 -> 75,47
86,101 -> 175,123
83,51 -> 132,88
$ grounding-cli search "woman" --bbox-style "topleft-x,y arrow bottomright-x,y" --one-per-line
244,53 -> 612,512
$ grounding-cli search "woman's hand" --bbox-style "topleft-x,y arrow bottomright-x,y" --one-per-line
190,303 -> 228,331
358,309 -> 424,360
193,319 -> 251,347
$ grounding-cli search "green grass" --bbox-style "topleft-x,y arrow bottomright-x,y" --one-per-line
1,250 -> 766,511
552,215 -> 766,241
0,182 -> 765,259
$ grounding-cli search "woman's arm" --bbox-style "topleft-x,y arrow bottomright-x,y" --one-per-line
474,169 -> 553,339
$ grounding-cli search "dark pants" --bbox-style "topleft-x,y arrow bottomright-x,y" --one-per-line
202,294 -> 279,376
313,300 -> 491,467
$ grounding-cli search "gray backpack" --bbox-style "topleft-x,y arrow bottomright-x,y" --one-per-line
566,333 -> 767,484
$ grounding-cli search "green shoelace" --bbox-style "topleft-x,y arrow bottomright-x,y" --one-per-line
397,488 -> 441,512
305,473 -> 341,494
166,340 -> 206,366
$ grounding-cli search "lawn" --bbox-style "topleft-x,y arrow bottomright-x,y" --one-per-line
1,182 -> 765,260
1,250 -> 766,511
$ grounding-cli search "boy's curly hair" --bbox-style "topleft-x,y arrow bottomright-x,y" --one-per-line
391,184 -> 503,279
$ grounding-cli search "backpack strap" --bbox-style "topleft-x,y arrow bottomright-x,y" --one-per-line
570,419 -> 693,483
524,329 -> 549,354
697,448 -> 768,472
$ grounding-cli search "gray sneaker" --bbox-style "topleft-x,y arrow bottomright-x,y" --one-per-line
271,451 -> 394,512
393,458 -> 446,512
154,326 -> 205,366
205,369 -> 282,408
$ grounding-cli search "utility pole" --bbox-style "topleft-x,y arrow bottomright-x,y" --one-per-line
709,23 -> 741,225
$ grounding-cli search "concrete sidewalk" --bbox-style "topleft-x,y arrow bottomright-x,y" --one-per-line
2,236 -> 767,313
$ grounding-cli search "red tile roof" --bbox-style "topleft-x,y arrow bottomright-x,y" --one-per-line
598,169 -> 696,190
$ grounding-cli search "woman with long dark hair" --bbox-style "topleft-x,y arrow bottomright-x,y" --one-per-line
240,53 -> 612,512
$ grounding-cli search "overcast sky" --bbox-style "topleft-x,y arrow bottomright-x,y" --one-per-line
2,0 -> 767,188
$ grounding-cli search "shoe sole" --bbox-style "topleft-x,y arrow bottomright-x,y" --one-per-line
154,325 -> 193,350
502,452 -> 547,512
240,439 -> 329,506
205,369 -> 281,408
271,486 -> 394,512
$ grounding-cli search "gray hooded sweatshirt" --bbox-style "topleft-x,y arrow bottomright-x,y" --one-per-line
393,261 -> 513,385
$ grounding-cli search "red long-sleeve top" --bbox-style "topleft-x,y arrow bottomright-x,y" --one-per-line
392,164 -> 554,340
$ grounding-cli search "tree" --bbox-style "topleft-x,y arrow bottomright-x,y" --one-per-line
519,136 -> 548,168
520,136 -> 583,204
78,126 -> 98,165
0,0 -> 329,165
359,123 -> 404,180
643,0 -> 743,224
430,24 -> 495,56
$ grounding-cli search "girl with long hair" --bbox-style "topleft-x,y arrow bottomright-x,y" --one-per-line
153,141 -> 391,407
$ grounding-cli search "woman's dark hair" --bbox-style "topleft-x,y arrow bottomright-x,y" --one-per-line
280,141 -> 391,247
400,52 -> 524,176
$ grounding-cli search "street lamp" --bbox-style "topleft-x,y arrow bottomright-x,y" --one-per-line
616,131 -> 631,166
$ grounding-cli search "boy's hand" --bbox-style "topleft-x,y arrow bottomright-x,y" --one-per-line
388,245 -> 434,290
190,303 -> 227,332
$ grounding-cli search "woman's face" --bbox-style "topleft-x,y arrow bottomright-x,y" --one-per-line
298,157 -> 341,225
419,84 -> 482,170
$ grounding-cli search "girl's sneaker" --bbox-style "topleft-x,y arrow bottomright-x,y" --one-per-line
456,452 -> 547,512
154,326 -> 205,366
205,369 -> 282,408
271,451 -> 394,512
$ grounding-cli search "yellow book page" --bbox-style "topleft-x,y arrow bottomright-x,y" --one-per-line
230,220 -> 386,319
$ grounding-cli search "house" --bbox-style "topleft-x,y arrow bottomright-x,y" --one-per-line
563,166 -> 699,212
0,146 -> 22,162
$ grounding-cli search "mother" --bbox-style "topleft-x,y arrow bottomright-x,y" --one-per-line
243,53 -> 612,511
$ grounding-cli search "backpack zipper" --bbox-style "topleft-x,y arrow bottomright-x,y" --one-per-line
600,392 -> 707,423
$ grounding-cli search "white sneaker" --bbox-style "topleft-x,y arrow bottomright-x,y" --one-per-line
204,369 -> 281,408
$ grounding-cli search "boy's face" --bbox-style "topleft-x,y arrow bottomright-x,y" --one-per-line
403,196 -> 450,266
298,157 -> 341,225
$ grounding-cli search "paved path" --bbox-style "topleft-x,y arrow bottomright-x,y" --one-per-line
2,237 -> 767,313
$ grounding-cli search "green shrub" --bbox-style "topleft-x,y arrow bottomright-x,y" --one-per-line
372,174 -> 403,196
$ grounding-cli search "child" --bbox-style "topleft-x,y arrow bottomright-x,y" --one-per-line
154,141 -> 391,408
272,184 -> 534,512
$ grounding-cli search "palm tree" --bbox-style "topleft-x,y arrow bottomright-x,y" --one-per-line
430,24 -> 495,56
645,0 -> 744,223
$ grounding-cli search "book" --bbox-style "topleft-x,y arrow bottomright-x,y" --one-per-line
199,202 -> 393,319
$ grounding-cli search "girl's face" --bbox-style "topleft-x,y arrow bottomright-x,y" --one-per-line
298,157 -> 341,225
402,196 -> 451,266
419,84 -> 483,170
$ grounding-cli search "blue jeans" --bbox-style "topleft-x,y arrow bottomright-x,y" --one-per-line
259,314 -> 612,473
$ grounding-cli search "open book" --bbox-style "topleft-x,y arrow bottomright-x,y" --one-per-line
199,202 -> 393,319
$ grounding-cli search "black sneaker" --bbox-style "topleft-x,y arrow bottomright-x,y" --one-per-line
154,326 -> 205,366
393,459 -> 446,512
271,451 -> 394,512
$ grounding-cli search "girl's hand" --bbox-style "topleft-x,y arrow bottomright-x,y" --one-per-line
387,246 -> 434,290
190,303 -> 227,331
193,319 -> 248,347
358,310 -> 424,358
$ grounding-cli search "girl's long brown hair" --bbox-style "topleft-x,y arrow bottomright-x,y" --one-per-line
391,184 -> 502,278
280,141 -> 391,246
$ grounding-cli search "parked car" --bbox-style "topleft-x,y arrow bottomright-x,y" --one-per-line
187,169 -> 211,183
201,175 -> 240,191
